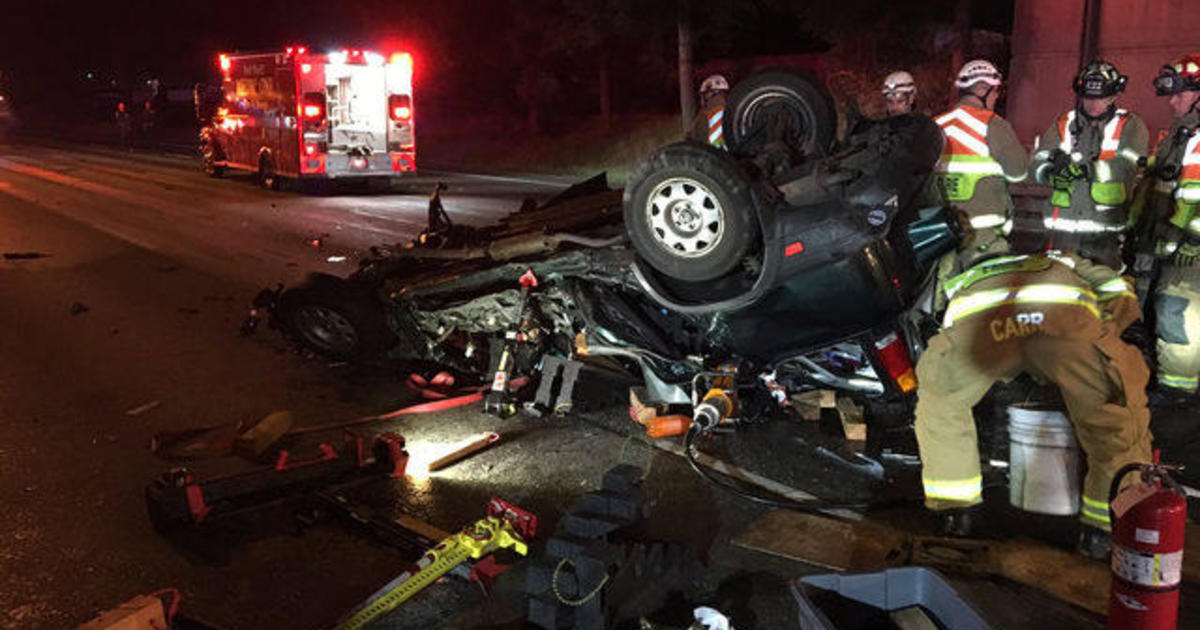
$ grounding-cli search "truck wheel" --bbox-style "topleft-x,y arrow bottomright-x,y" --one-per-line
623,143 -> 756,282
724,68 -> 836,159
258,155 -> 280,190
274,274 -> 394,361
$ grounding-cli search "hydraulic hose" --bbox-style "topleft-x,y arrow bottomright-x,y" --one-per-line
682,425 -> 905,513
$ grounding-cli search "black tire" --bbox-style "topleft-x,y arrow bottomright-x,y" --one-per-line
274,274 -> 393,361
724,68 -> 836,159
623,142 -> 756,282
258,154 -> 279,190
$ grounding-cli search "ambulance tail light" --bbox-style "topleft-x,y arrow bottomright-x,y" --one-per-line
302,92 -> 325,120
873,330 -> 917,394
389,94 -> 412,121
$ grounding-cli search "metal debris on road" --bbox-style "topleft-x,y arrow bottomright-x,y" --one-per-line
125,400 -> 161,416
326,255 -> 347,262
69,302 -> 89,315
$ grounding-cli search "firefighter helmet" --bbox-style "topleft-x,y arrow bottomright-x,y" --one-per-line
1073,60 -> 1127,97
700,74 -> 729,94
882,71 -> 917,96
1154,54 -> 1200,95
955,60 -> 1003,90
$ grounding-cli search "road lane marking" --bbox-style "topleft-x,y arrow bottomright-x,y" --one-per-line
0,178 -> 163,252
0,157 -> 183,216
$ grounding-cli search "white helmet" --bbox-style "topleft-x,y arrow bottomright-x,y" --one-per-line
700,74 -> 729,94
882,71 -> 916,96
955,59 -> 1003,90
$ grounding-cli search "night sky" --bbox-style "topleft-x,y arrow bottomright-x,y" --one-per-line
0,0 -> 1013,115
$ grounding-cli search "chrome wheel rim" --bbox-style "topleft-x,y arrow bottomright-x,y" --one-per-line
646,177 -> 725,258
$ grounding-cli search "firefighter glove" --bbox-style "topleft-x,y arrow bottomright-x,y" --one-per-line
1177,241 -> 1200,266
1156,224 -> 1185,259
1047,148 -> 1072,174
1049,163 -> 1084,190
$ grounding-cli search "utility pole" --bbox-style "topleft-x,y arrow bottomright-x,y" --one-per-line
678,0 -> 695,134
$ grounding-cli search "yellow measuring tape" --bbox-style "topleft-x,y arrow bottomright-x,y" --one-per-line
334,516 -> 528,630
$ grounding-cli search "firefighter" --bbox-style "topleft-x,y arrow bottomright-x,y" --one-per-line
882,70 -> 917,117
115,102 -> 133,150
1030,61 -> 1148,269
689,74 -> 729,149
1137,54 -> 1200,399
915,247 -> 1152,557
933,60 -> 1029,263
139,100 -> 156,146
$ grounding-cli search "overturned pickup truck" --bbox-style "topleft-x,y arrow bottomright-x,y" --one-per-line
264,69 -> 960,433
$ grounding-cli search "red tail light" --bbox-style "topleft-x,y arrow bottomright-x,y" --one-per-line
389,94 -> 412,121
302,92 -> 325,120
873,331 -> 917,393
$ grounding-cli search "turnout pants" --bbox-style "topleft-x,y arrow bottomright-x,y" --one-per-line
1155,262 -> 1200,392
915,302 -> 1152,530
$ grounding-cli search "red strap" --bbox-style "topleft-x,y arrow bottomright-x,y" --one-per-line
185,484 -> 210,524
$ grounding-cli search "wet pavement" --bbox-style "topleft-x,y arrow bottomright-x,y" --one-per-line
0,139 -> 1195,629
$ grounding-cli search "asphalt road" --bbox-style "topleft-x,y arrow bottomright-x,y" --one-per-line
0,140 -> 1162,630
0,141 -> 763,630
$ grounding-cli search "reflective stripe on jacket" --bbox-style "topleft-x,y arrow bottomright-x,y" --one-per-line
940,253 -> 1134,329
1053,109 -> 1137,210
706,105 -> 726,149
934,105 -> 1005,203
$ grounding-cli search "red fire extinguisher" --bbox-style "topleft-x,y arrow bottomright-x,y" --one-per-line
1107,461 -> 1187,630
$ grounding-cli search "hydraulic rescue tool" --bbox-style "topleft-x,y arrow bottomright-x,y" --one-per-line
1107,460 -> 1187,630
484,269 -> 539,417
333,497 -> 536,630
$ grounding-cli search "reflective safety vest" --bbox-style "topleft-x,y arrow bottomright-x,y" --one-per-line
1175,132 -> 1200,206
1162,132 -> 1200,240
705,105 -> 726,150
934,105 -> 1005,211
1051,109 -> 1137,211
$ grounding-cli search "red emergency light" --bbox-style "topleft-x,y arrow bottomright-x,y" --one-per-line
219,54 -> 231,72
389,52 -> 413,72
389,94 -> 412,122
302,92 -> 326,120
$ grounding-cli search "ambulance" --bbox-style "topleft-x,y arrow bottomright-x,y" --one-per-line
200,47 -> 416,187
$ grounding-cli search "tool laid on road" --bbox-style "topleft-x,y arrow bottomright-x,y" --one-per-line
145,431 -> 408,530
333,497 -> 537,630
426,432 -> 501,472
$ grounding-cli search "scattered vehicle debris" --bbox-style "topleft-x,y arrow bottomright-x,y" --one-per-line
3,251 -> 49,260
125,400 -> 161,416
232,410 -> 294,459
70,301 -> 89,315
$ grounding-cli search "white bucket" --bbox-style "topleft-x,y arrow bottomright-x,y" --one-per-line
1007,404 -> 1082,515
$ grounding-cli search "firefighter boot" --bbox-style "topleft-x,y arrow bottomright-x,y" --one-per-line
941,506 -> 979,537
1077,525 -> 1112,560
